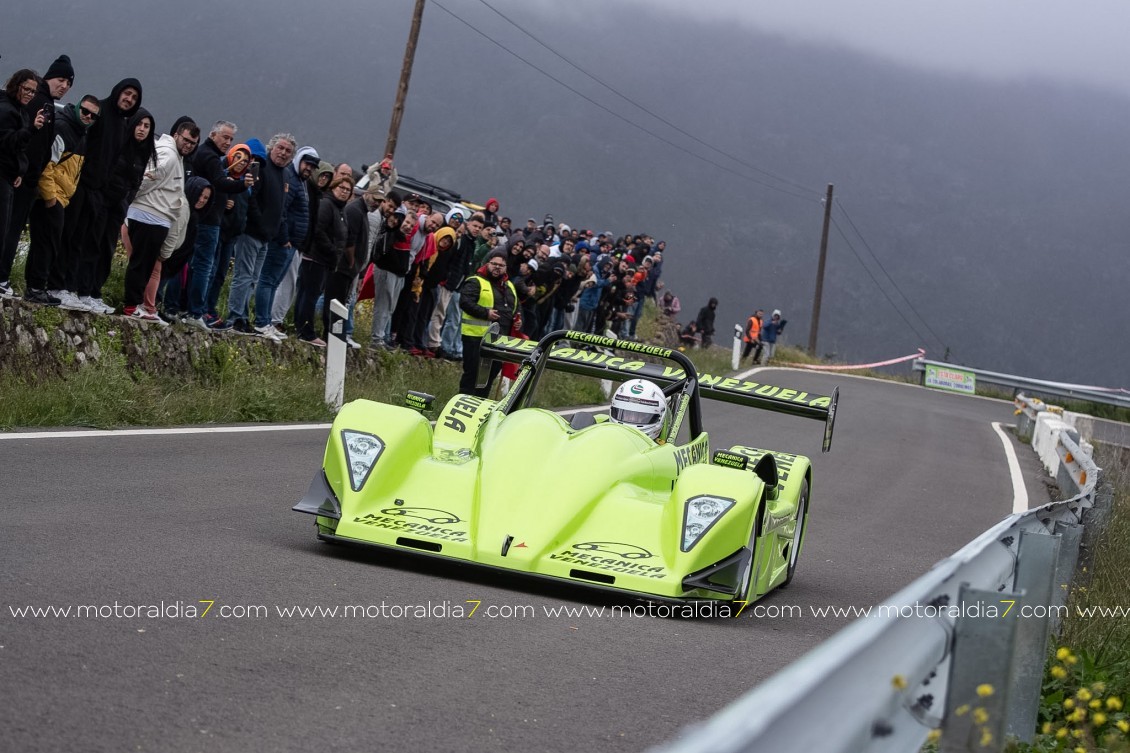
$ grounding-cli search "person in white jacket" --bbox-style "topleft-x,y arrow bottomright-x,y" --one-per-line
122,120 -> 197,320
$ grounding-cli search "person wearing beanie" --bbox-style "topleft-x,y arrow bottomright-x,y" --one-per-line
458,248 -> 517,396
201,143 -> 254,329
481,197 -> 499,228
0,55 -> 75,297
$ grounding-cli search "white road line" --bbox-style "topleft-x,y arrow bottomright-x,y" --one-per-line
0,424 -> 332,440
991,421 -> 1029,513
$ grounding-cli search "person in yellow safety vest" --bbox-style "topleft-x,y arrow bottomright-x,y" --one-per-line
459,249 -> 518,396
742,308 -> 764,363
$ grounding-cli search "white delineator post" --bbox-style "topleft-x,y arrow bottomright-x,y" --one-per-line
731,324 -> 742,370
325,298 -> 349,411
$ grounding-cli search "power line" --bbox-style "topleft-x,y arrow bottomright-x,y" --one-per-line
429,0 -> 820,204
829,214 -> 940,352
472,0 -> 824,200
833,199 -> 952,355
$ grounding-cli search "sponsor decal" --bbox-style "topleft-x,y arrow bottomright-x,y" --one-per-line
549,548 -> 666,579
630,383 -> 644,395
711,450 -> 749,471
379,506 -> 461,524
441,394 -> 488,433
674,435 -> 711,474
354,513 -> 469,542
730,447 -> 800,491
573,541 -> 654,559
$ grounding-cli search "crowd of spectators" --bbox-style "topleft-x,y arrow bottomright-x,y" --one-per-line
1,57 -> 684,360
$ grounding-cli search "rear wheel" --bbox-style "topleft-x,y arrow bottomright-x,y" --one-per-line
780,479 -> 809,588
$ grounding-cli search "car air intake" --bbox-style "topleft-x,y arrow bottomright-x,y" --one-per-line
570,569 -> 615,585
396,537 -> 442,553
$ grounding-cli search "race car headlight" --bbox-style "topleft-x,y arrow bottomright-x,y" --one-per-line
341,430 -> 385,491
682,495 -> 735,551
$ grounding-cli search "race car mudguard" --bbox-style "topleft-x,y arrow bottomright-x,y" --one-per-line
480,329 -> 838,452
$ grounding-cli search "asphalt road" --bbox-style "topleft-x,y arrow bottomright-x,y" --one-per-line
0,371 -> 1057,753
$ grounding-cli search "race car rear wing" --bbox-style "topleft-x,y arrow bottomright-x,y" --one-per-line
480,329 -> 838,452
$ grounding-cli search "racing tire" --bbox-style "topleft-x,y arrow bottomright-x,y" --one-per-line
780,479 -> 809,588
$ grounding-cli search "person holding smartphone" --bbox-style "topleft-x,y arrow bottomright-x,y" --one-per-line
0,70 -> 51,298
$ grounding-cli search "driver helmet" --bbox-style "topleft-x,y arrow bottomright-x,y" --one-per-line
610,379 -> 667,440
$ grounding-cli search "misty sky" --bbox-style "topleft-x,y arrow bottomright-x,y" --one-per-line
624,0 -> 1130,97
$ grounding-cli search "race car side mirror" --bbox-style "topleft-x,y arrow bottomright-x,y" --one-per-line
405,391 -> 435,414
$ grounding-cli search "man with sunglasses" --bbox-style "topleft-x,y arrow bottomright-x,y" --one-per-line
22,95 -> 99,305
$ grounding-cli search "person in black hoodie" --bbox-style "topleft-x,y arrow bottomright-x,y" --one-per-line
57,77 -> 141,311
0,69 -> 50,298
1,55 -> 74,296
295,176 -> 350,346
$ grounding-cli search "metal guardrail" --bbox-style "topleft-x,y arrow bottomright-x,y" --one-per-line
913,358 -> 1130,410
650,403 -> 1111,753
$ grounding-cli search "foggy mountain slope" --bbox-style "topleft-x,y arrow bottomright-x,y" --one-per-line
2,0 -> 1127,384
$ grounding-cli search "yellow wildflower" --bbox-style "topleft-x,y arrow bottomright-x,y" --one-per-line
1117,719 -> 1130,734
976,684 -> 994,697
1051,665 -> 1068,680
955,704 -> 970,716
891,674 -> 907,690
1089,699 -> 1102,710
1056,727 -> 1068,739
973,707 -> 989,725
1064,698 -> 1076,709
1093,712 -> 1107,726
927,729 -> 942,743
1073,728 -> 1084,738
1092,681 -> 1107,694
1077,688 -> 1093,702
1066,654 -> 1078,665
979,729 -> 993,747
1056,647 -> 1072,661
1041,722 -> 1053,735
1107,697 -> 1124,711
1074,748 -> 1086,753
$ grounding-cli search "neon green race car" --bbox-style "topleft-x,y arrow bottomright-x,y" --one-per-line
294,329 -> 838,606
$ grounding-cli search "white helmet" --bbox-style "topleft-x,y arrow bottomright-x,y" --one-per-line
610,379 -> 667,440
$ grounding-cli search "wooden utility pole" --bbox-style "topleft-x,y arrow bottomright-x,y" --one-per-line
807,184 -> 834,355
383,0 -> 427,160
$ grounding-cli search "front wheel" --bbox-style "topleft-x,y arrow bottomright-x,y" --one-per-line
780,479 -> 809,588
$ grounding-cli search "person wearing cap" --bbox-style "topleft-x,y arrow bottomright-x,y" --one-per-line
459,249 -> 517,396
366,154 -> 397,196
0,55 -> 74,298
759,309 -> 788,365
181,121 -> 258,328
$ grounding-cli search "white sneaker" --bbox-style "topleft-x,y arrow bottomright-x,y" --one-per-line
269,325 -> 288,341
184,316 -> 211,332
346,336 -> 361,350
253,324 -> 282,342
130,305 -> 169,326
79,295 -> 102,313
0,280 -> 15,299
59,291 -> 91,312
91,297 -> 115,314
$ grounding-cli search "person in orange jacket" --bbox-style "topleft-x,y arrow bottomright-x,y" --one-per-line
742,308 -> 764,363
